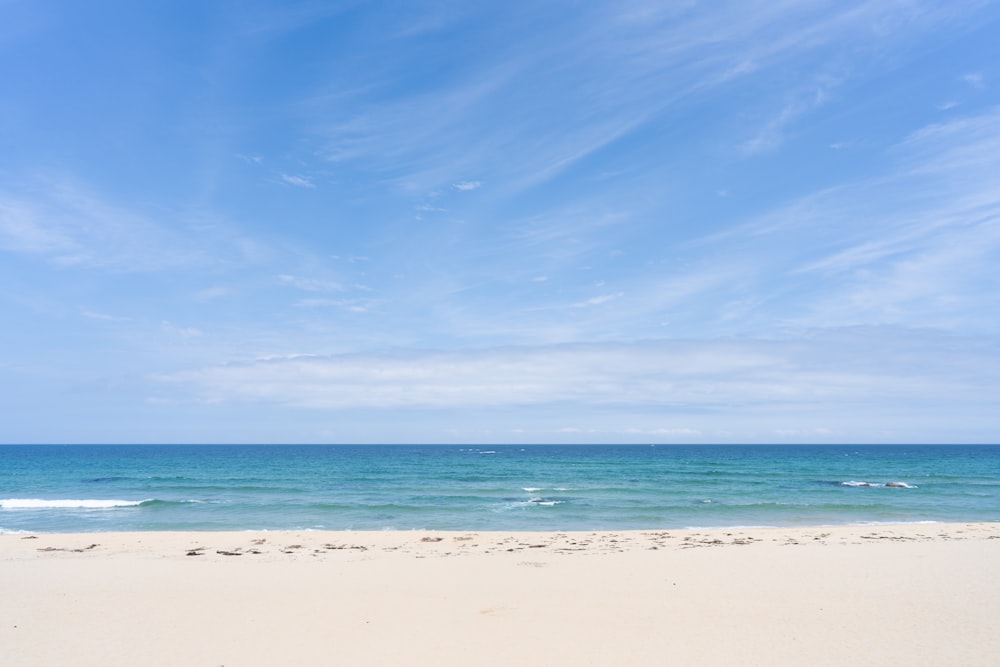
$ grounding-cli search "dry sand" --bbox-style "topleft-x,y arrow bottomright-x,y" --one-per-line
2,522 -> 999,666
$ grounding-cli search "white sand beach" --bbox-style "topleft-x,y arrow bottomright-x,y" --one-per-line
2,522 -> 999,666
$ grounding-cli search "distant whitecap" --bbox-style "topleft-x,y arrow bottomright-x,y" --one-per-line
0,498 -> 149,510
839,481 -> 918,489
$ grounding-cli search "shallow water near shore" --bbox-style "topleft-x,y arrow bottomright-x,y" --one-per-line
1,444 -> 998,533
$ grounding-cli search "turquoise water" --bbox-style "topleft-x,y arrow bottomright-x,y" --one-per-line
1,445 -> 998,533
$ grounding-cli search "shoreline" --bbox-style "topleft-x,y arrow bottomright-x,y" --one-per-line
2,520 -> 999,554
2,516 -> 991,537
3,522 -> 999,666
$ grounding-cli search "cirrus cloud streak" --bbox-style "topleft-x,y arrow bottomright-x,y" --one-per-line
155,329 -> 997,420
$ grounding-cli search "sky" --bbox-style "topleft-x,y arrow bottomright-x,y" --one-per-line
1,0 -> 999,444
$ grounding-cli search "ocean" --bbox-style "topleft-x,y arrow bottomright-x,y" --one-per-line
1,444 -> 997,533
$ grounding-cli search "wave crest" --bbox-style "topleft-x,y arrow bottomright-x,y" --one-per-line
839,481 -> 918,489
0,498 -> 150,510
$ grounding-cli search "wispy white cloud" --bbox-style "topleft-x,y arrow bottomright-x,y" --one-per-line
773,428 -> 833,437
155,329 -> 998,417
5,0 -> 1000,444
278,274 -> 344,292
280,173 -> 315,188
303,4 -> 809,192
961,72 -> 985,88
625,427 -> 703,437
415,203 -> 446,212
237,3 -> 354,39
0,196 -> 75,254
294,297 -> 368,312
0,178 -> 260,272
195,286 -> 232,301
685,107 -> 1000,333
740,81 -> 838,155
81,310 -> 129,322
161,321 -> 203,339
790,109 -> 1000,329
297,0 -> 992,227
571,292 -> 624,308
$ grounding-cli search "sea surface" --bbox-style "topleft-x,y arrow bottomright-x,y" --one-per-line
1,445 -> 998,533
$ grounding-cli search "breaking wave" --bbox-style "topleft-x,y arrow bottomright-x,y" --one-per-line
0,498 -> 194,510
839,481 -> 918,489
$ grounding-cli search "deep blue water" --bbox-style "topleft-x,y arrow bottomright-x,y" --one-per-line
1,444 -> 998,533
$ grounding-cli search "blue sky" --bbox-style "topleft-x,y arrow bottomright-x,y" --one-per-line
2,0 -> 999,444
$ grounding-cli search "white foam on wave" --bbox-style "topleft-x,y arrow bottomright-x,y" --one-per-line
493,498 -> 565,512
528,497 -> 564,506
840,481 -> 918,489
522,487 -> 542,492
0,498 -> 148,510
